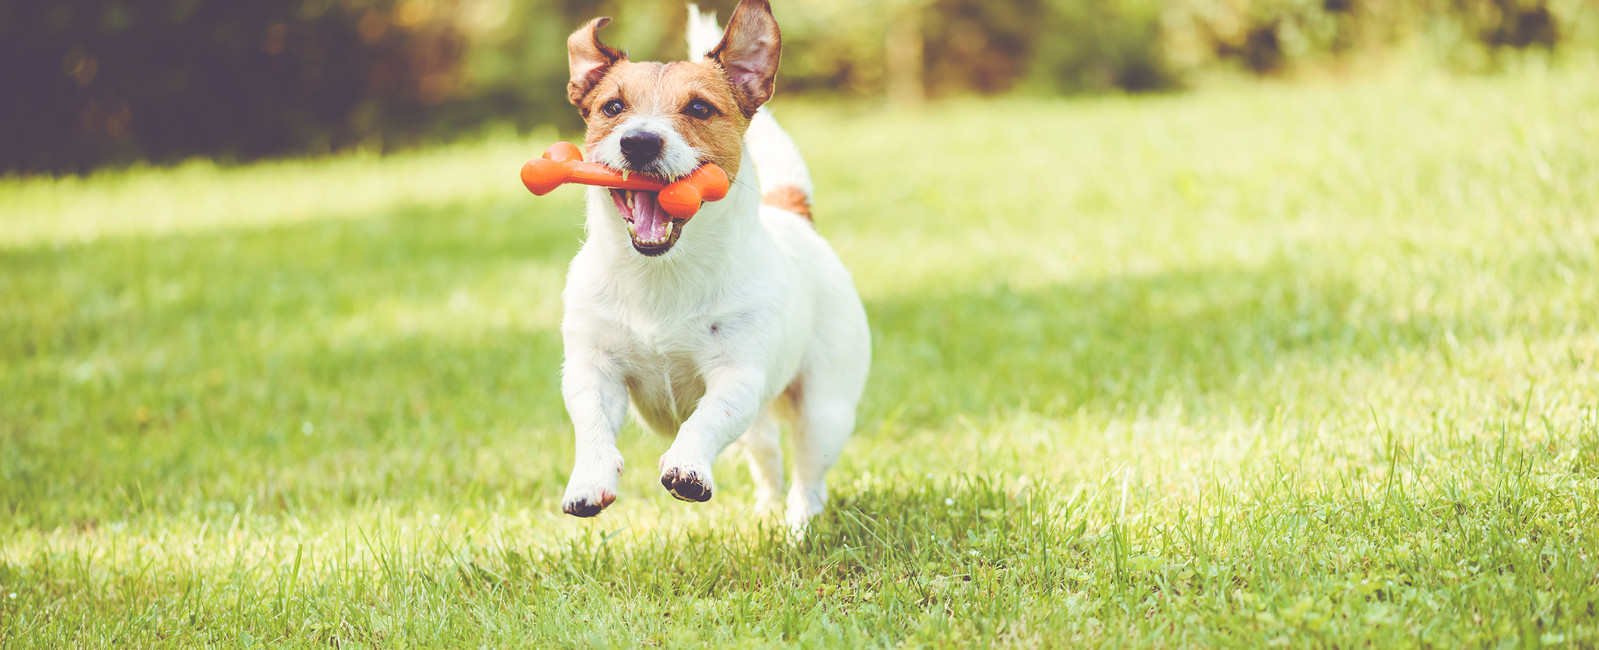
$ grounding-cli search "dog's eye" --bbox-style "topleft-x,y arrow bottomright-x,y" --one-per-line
683,99 -> 715,120
601,99 -> 625,118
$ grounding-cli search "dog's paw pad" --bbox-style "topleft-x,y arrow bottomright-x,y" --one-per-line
561,490 -> 616,518
660,467 -> 713,503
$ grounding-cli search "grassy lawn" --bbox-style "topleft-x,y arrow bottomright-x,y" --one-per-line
3,63 -> 1598,647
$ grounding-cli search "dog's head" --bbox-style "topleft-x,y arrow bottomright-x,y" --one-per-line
566,0 -> 779,257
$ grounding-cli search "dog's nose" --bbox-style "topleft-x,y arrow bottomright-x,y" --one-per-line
619,131 -> 664,167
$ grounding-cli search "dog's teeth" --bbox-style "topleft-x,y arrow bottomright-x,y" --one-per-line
622,170 -> 629,182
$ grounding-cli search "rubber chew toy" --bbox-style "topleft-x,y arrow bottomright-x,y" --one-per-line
520,142 -> 729,220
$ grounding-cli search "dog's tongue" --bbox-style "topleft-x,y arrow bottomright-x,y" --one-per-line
633,191 -> 670,241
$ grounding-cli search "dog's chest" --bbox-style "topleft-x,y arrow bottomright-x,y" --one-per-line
616,325 -> 714,435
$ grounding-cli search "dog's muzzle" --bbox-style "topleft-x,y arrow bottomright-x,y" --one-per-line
619,131 -> 665,168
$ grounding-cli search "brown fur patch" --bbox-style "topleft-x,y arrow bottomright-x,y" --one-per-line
578,61 -> 750,181
707,0 -> 782,117
567,17 -> 624,107
761,184 -> 812,221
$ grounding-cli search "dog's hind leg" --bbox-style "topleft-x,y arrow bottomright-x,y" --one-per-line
737,406 -> 785,514
785,388 -> 858,534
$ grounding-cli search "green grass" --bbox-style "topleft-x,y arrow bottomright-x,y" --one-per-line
3,62 -> 1599,647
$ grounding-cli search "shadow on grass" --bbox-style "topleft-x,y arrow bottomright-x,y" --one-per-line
513,475 -> 1075,598
863,259 -> 1472,426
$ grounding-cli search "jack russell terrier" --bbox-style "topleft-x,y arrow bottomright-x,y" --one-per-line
555,0 -> 871,533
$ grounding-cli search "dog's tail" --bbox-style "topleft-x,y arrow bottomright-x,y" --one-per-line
686,4 -> 814,221
685,3 -> 724,61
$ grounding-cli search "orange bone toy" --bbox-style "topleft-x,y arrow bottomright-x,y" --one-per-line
520,142 -> 729,220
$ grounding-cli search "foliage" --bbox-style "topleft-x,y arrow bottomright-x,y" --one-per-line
1160,0 -> 1581,74
0,0 -> 471,173
3,0 -> 1596,171
3,62 -> 1599,646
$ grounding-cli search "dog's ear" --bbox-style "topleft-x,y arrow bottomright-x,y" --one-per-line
568,17 -> 625,108
707,0 -> 780,117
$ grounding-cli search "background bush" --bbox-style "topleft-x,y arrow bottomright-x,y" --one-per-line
3,0 -> 1593,174
1,0 -> 467,173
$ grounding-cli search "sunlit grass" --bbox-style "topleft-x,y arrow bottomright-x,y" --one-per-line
2,63 -> 1598,646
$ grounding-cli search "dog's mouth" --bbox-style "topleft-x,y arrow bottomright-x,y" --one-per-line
610,189 -> 684,257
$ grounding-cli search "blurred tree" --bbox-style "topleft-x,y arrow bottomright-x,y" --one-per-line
0,0 -> 473,173
886,0 -> 929,105
2,0 -> 1589,174
1027,0 -> 1174,93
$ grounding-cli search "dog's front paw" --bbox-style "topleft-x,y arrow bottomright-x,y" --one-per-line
562,491 -> 615,517
562,453 -> 623,517
658,457 -> 715,503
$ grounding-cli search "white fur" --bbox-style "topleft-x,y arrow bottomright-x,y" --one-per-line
558,6 -> 870,534
589,115 -> 701,181
685,3 -> 724,60
745,111 -> 814,201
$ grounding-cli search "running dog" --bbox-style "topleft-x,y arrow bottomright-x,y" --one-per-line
555,0 -> 871,533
